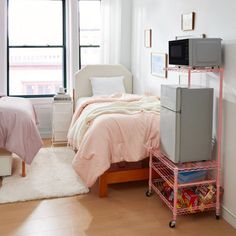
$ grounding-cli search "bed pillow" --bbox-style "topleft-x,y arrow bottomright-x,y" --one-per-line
90,76 -> 126,96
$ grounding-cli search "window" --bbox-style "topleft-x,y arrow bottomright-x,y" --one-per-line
7,0 -> 66,97
78,0 -> 101,69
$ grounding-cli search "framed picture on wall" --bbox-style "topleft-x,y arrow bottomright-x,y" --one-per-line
144,29 -> 152,48
151,53 -> 167,78
181,12 -> 195,31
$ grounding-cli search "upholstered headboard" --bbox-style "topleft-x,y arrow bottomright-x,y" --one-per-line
74,64 -> 133,102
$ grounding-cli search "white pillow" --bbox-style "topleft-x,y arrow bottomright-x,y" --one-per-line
90,76 -> 126,96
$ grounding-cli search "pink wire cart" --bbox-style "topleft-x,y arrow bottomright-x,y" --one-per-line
146,66 -> 224,228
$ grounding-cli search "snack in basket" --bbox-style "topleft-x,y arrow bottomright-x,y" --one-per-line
162,182 -> 172,198
196,184 -> 216,205
182,188 -> 198,208
166,189 -> 186,209
177,192 -> 186,209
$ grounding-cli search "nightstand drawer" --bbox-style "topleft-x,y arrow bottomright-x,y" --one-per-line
53,120 -> 71,131
53,131 -> 68,142
53,113 -> 72,125
53,103 -> 73,113
52,101 -> 73,144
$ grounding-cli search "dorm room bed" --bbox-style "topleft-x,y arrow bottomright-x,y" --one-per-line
69,65 -> 160,197
0,96 -> 43,177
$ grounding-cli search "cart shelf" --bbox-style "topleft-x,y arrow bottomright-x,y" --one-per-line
164,66 -> 222,74
147,150 -> 220,228
152,159 -> 217,189
151,149 -> 218,171
146,66 -> 223,228
151,179 -> 216,216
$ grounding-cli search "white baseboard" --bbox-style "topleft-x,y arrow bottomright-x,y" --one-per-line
222,205 -> 236,228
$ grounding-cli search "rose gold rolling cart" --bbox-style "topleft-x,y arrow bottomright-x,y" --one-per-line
146,67 -> 223,228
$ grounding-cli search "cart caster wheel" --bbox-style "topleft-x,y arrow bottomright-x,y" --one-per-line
169,220 -> 176,228
216,215 -> 220,220
146,190 -> 153,197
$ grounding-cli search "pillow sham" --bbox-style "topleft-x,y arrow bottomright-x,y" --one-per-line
90,76 -> 126,96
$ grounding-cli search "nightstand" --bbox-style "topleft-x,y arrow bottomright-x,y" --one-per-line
0,149 -> 12,176
52,101 -> 73,145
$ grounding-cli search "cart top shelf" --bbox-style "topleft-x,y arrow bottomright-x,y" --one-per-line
150,149 -> 218,171
164,66 -> 223,73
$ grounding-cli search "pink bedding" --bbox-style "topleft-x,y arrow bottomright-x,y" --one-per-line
0,97 -> 43,164
69,94 -> 160,187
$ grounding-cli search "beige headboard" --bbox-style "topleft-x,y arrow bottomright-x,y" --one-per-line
74,64 -> 133,101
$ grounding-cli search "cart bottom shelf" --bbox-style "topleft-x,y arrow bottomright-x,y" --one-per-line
150,180 -> 216,216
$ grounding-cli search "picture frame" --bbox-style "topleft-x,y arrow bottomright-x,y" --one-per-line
151,53 -> 167,78
181,12 -> 195,31
144,29 -> 152,48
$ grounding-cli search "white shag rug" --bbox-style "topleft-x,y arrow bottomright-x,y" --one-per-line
0,147 -> 89,204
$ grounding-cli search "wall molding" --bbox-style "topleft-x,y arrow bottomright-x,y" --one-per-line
222,205 -> 236,228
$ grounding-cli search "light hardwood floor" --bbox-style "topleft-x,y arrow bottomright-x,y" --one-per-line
0,140 -> 235,236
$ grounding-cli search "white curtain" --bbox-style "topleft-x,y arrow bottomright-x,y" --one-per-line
100,0 -> 122,64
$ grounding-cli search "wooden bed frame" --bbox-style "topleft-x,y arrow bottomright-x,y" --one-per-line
99,167 -> 150,197
0,148 -> 26,177
73,65 -> 154,197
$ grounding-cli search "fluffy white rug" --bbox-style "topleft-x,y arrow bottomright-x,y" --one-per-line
0,147 -> 89,204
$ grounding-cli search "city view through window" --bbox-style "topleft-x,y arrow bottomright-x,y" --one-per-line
8,0 -> 101,96
8,0 -> 65,96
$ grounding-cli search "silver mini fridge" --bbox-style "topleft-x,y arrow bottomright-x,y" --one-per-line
160,85 -> 213,163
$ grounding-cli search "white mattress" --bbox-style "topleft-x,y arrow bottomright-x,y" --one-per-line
76,97 -> 92,108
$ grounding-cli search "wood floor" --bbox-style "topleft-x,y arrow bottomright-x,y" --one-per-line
0,141 -> 235,236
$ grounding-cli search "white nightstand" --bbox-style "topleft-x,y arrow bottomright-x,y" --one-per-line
52,101 -> 73,145
0,152 -> 12,176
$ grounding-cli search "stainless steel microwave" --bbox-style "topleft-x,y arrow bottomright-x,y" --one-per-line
168,38 -> 222,67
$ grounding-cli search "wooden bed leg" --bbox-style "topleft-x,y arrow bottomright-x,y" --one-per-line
99,173 -> 108,198
22,161 -> 26,177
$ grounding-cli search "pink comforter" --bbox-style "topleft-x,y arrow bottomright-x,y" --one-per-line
0,97 -> 43,164
69,94 -> 160,187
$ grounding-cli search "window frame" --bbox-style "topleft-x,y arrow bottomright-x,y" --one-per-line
78,0 -> 101,69
7,0 -> 67,98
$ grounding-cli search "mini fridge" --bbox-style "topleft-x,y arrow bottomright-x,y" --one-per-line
160,85 -> 213,163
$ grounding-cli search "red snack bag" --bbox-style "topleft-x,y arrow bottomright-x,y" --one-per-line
162,182 -> 172,198
182,188 -> 198,207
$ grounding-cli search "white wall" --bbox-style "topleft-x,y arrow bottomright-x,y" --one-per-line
131,0 -> 236,228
